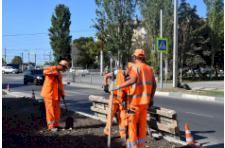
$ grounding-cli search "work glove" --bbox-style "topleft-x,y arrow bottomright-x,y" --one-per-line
104,85 -> 109,93
109,83 -> 120,91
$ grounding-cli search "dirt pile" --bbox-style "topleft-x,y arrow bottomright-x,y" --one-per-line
2,94 -> 186,148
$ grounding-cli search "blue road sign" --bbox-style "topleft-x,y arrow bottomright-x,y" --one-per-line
157,38 -> 168,53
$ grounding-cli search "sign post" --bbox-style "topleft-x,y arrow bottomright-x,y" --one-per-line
157,37 -> 168,88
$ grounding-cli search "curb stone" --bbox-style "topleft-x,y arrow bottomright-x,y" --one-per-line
155,91 -> 224,102
2,89 -> 192,147
63,81 -> 224,102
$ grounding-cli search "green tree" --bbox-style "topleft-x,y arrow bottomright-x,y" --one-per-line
203,0 -> 224,79
48,4 -> 72,64
93,0 -> 138,69
139,0 -> 174,80
11,56 -> 22,65
2,58 -> 6,64
73,37 -> 101,69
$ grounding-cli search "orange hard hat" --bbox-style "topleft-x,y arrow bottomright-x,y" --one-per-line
132,49 -> 145,58
59,60 -> 69,69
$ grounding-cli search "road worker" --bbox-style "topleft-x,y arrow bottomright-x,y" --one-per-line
41,60 -> 69,132
109,49 -> 157,148
103,62 -> 134,140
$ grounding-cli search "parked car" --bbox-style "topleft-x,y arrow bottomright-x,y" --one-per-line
2,66 -> 20,74
24,69 -> 45,85
83,69 -> 90,75
70,67 -> 75,72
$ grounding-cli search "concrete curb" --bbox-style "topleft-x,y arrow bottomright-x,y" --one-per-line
155,91 -> 224,102
63,81 -> 224,102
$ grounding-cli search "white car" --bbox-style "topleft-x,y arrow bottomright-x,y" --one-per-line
70,67 -> 75,72
2,66 -> 20,74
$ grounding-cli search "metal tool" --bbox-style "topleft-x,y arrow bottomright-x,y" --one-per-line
58,78 -> 73,130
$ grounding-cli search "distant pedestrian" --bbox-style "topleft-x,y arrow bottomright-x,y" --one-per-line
104,65 -> 109,75
41,60 -> 69,132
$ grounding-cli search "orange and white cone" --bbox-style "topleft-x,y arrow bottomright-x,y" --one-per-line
7,84 -> 10,92
185,123 -> 200,146
32,89 -> 35,99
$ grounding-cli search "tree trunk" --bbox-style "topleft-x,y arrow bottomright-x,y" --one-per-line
210,43 -> 214,80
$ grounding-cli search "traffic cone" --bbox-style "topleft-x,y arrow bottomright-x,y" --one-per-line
32,89 -> 35,99
7,84 -> 10,92
185,123 -> 200,146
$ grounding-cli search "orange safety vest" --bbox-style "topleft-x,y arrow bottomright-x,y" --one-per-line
41,66 -> 65,100
113,70 -> 127,102
127,63 -> 154,106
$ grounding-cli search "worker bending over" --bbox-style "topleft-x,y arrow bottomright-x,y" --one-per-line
110,49 -> 157,148
41,60 -> 69,132
103,62 -> 134,140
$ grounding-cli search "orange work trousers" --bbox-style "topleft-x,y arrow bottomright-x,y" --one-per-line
104,95 -> 126,138
44,97 -> 61,129
126,104 -> 148,148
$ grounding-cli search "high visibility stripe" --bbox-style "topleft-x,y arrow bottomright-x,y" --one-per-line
50,70 -> 54,75
127,141 -> 137,148
119,129 -> 126,131
185,130 -> 191,134
128,110 -> 135,115
133,81 -> 153,87
138,138 -> 146,144
187,137 -> 193,141
105,127 -> 109,131
47,120 -> 59,125
128,93 -> 151,99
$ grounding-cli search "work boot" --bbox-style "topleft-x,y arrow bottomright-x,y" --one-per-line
56,127 -> 62,131
51,127 -> 58,132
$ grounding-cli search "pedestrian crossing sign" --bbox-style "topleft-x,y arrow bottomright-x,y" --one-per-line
157,38 -> 168,53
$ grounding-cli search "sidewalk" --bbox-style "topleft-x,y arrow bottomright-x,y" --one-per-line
63,80 -> 224,102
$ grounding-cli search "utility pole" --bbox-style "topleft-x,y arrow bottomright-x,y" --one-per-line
5,48 -> 6,64
35,53 -> 36,69
173,0 -> 178,87
49,50 -> 51,66
22,53 -> 23,71
100,19 -> 104,76
28,52 -> 30,65
160,9 -> 163,88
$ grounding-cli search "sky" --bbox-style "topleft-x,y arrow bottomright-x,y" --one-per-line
2,0 -> 208,65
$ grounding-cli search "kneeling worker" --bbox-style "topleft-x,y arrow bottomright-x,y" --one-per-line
103,62 -> 134,140
41,60 -> 69,132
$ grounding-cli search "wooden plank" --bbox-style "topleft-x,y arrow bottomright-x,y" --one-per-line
91,106 -> 108,114
89,95 -> 108,104
95,102 -> 105,110
148,106 -> 176,119
147,120 -> 179,135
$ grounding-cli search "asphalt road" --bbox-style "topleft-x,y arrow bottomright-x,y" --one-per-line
2,73 -> 224,147
63,72 -> 224,90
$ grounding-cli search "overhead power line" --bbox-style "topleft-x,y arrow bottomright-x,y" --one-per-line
3,30 -> 96,36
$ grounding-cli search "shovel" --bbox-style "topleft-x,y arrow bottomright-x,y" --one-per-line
58,79 -> 74,130
62,96 -> 74,130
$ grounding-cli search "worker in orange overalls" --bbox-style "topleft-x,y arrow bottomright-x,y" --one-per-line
103,62 -> 134,140
110,49 -> 157,148
41,60 -> 69,132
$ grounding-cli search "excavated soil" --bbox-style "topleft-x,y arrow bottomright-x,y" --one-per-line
2,92 -> 187,148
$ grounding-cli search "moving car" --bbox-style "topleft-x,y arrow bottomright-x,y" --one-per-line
24,69 -> 45,85
2,66 -> 20,74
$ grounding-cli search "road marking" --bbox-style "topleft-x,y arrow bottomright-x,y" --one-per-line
64,90 -> 88,95
185,112 -> 213,118
74,89 -> 106,95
